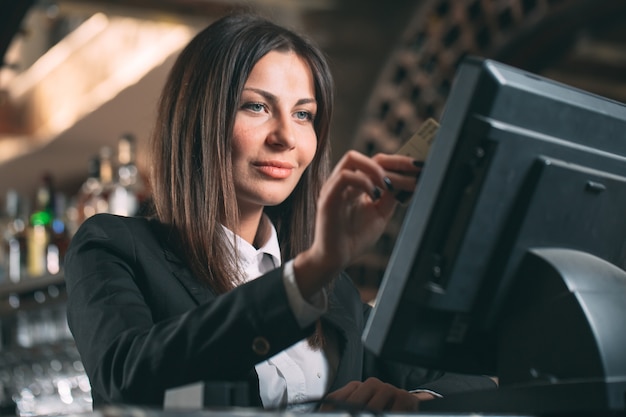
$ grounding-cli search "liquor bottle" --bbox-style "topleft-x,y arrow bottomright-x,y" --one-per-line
27,174 -> 55,278
75,155 -> 101,224
1,190 -> 26,283
81,147 -> 114,221
64,195 -> 80,238
0,193 -> 9,283
48,192 -> 70,274
109,133 -> 146,216
27,211 -> 49,278
0,190 -> 19,283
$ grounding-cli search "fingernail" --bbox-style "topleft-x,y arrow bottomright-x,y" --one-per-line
395,190 -> 413,204
383,176 -> 394,191
413,160 -> 425,167
372,186 -> 382,201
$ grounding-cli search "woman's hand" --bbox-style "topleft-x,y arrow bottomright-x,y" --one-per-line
320,377 -> 423,412
294,150 -> 420,298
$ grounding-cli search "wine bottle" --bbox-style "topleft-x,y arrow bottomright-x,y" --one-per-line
1,190 -> 26,283
75,155 -> 101,224
109,133 -> 147,216
80,147 -> 114,221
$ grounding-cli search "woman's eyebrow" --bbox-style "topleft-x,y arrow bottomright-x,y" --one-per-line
243,87 -> 316,106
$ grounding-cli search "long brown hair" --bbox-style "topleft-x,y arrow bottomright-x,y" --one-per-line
150,14 -> 334,294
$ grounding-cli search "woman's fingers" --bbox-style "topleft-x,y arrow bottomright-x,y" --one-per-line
333,169 -> 384,202
373,152 -> 422,174
321,378 -> 420,412
328,151 -> 421,202
372,153 -> 423,203
333,150 -> 390,192
305,150 -> 420,285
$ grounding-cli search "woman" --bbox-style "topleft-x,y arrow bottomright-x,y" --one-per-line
65,13 -> 495,412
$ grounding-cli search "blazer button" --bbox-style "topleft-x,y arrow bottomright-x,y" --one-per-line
252,337 -> 270,356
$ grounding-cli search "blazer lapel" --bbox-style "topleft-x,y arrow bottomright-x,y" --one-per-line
162,247 -> 214,305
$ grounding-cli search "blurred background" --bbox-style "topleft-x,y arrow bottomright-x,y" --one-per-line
0,0 -> 625,415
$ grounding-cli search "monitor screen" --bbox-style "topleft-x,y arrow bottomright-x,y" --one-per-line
362,56 -> 626,413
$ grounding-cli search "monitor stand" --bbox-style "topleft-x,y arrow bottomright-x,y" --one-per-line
421,248 -> 626,415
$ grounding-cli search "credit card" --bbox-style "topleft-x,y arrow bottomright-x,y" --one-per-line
394,118 -> 439,203
395,117 -> 439,161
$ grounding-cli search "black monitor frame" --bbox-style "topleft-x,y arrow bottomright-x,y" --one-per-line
362,56 -> 626,415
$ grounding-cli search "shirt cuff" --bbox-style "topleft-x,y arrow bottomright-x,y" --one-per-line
282,259 -> 327,328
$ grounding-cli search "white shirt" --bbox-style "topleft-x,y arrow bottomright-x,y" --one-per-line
224,221 -> 330,410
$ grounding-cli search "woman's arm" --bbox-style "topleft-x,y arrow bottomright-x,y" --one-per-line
65,214 -> 312,406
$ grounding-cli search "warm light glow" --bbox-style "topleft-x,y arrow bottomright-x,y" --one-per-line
0,135 -> 34,162
0,13 -> 197,164
8,13 -> 110,98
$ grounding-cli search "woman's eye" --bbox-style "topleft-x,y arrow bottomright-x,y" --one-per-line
294,111 -> 313,121
244,102 -> 265,112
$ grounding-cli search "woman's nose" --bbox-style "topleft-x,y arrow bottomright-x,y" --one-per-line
267,114 -> 296,149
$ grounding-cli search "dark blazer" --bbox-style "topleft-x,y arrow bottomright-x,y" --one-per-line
65,214 -> 495,409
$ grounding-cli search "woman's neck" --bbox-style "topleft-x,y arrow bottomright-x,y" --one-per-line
237,208 -> 269,248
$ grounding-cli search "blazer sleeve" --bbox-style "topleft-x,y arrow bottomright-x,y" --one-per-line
64,214 -> 314,407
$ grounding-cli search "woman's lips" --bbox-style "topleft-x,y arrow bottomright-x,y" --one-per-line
254,161 -> 295,179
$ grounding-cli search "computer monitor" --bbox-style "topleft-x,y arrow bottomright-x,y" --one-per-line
362,56 -> 626,414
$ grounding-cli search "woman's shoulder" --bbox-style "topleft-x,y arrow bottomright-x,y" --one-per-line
78,212 -> 149,226
66,214 -> 179,272
76,213 -> 164,235
71,213 -> 174,252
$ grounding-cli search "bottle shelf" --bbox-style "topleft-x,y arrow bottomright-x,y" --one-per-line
0,273 -> 65,299
0,273 -> 66,318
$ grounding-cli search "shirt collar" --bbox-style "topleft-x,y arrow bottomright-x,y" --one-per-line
222,214 -> 282,275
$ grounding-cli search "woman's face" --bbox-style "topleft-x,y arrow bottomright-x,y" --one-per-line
232,50 -> 318,214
